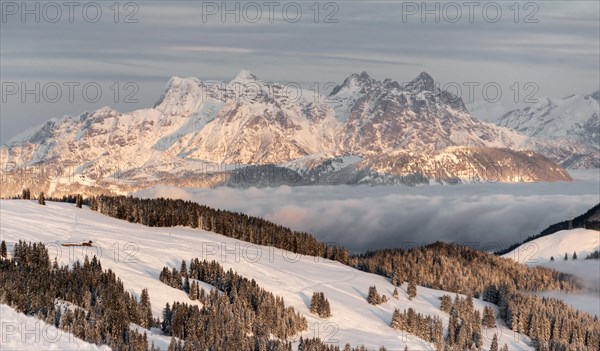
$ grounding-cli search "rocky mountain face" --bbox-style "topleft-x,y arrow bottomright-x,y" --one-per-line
483,92 -> 599,168
0,70 -> 577,196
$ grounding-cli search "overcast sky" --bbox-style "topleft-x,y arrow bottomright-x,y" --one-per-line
1,1 -> 599,143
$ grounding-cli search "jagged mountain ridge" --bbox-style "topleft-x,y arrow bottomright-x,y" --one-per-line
0,70 -> 575,195
485,92 -> 599,168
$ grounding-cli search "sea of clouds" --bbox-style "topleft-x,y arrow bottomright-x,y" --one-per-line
134,170 -> 599,253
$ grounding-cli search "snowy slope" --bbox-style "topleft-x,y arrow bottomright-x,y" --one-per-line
0,304 -> 110,351
503,228 -> 600,317
0,200 -> 533,350
466,100 -> 512,123
503,228 -> 600,263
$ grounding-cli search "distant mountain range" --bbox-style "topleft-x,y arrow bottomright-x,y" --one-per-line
468,91 -> 599,169
489,92 -> 599,169
2,70 -> 595,195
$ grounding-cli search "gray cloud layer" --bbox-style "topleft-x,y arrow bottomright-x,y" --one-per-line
134,171 -> 600,253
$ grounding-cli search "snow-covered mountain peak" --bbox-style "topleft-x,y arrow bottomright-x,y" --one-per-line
160,76 -> 203,97
331,71 -> 376,94
351,70 -> 374,83
154,76 -> 208,116
91,106 -> 119,117
229,68 -> 261,85
405,71 -> 435,93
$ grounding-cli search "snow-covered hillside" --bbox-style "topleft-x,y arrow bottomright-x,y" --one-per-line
503,228 -> 600,316
0,200 -> 533,350
504,228 -> 600,264
0,304 -> 110,351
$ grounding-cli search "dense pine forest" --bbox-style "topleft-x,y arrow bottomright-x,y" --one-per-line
159,258 -> 307,345
483,284 -> 600,351
390,307 -> 444,349
350,243 -> 579,297
0,241 -> 151,351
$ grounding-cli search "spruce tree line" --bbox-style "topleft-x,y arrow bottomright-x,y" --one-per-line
483,283 -> 600,351
90,195 -> 349,263
351,242 -> 579,298
443,294 -> 483,350
159,258 -> 307,347
390,307 -> 444,350
585,250 -> 599,259
390,294 -> 511,351
295,338 -> 387,351
160,299 -> 291,351
0,241 -> 151,351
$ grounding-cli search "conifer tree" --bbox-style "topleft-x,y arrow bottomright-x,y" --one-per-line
183,276 -> 190,294
564,253 -> 568,260
76,194 -> 83,208
368,286 -> 381,305
391,270 -> 402,286
407,278 -> 417,300
321,294 -> 331,318
180,260 -> 188,277
162,303 -> 172,335
392,287 -> 399,300
0,240 -> 7,259
490,334 -> 498,351
38,192 -> 45,205
310,292 -> 319,315
440,295 -> 452,313
167,337 -> 178,351
189,281 -> 198,300
572,251 -> 578,260
391,309 -> 402,329
482,306 -> 496,328
139,288 -> 153,329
